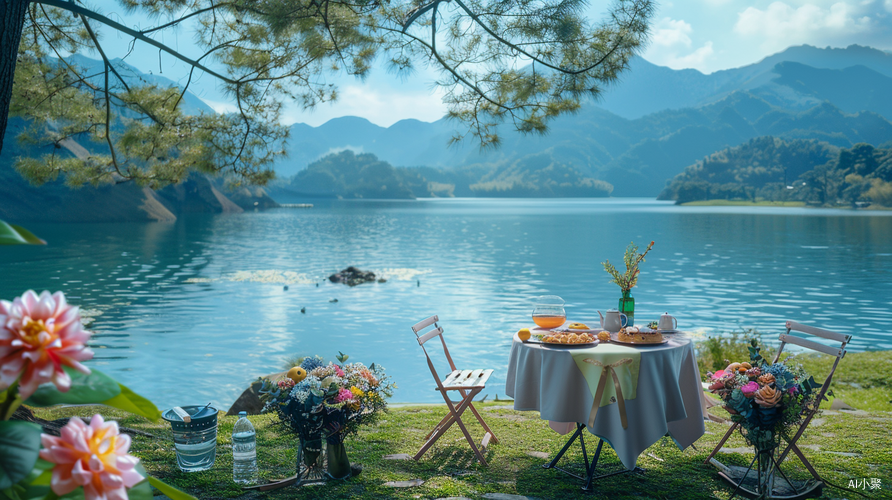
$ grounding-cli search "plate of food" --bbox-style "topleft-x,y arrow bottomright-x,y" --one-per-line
610,326 -> 669,346
532,332 -> 599,348
553,322 -> 598,333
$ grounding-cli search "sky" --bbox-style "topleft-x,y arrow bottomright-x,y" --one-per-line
89,0 -> 892,127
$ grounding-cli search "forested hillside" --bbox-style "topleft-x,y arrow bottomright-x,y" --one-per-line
658,138 -> 892,207
273,151 -> 613,199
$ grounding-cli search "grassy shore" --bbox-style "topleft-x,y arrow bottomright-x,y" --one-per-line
31,350 -> 891,500
680,200 -> 807,207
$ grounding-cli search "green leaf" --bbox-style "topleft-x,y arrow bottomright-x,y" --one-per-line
24,367 -> 120,407
0,421 -> 42,490
146,477 -> 197,500
100,383 -> 161,422
0,221 -> 46,246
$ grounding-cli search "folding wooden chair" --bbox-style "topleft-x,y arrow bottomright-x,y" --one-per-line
410,315 -> 499,465
705,320 -> 852,499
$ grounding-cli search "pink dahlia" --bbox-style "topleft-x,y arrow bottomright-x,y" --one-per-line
711,370 -> 727,380
39,414 -> 143,500
335,387 -> 355,403
740,381 -> 761,398
0,290 -> 93,399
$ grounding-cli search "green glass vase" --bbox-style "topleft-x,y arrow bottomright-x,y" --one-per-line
326,441 -> 351,479
618,290 -> 635,326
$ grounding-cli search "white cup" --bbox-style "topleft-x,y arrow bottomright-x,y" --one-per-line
658,313 -> 677,332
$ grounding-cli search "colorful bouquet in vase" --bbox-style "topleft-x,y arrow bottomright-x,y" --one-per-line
705,339 -> 820,453
260,352 -> 394,481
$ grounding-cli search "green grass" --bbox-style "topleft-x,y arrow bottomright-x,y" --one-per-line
33,392 -> 892,499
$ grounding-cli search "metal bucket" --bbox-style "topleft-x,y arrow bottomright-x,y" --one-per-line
162,405 -> 218,472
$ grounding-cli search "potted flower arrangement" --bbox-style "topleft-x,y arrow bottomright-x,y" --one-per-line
706,340 -> 820,494
601,240 -> 654,324
260,352 -> 394,485
0,290 -> 194,500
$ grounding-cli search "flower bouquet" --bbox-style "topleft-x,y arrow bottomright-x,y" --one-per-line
260,352 -> 393,484
706,339 -> 821,492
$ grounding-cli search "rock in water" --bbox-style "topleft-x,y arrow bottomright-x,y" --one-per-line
328,266 -> 377,286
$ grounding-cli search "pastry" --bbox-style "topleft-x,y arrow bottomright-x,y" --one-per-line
568,322 -> 590,330
597,331 -> 611,342
617,327 -> 663,344
542,332 -> 596,345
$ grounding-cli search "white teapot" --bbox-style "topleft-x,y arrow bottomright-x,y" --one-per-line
597,309 -> 628,332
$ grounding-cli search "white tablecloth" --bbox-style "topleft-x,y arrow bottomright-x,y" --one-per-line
505,334 -> 705,469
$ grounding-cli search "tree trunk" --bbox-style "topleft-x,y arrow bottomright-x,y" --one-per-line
0,0 -> 30,154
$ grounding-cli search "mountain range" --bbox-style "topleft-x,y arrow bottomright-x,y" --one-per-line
275,44 -> 892,197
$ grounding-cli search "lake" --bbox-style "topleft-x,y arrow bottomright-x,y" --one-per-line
2,198 -> 890,410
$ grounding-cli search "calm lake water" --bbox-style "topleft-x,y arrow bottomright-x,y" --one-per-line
2,198 -> 891,410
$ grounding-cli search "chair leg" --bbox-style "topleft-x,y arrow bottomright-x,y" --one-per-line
467,402 -> 499,444
789,444 -> 822,482
452,407 -> 488,465
704,422 -> 739,464
424,411 -> 457,441
414,390 -> 483,462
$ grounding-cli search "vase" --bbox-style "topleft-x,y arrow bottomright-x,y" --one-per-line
326,440 -> 351,479
754,446 -> 777,497
618,290 -> 635,326
295,437 -> 326,485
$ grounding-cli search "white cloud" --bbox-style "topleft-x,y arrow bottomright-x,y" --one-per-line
734,2 -> 874,51
652,18 -> 693,48
885,0 -> 892,12
199,99 -> 237,114
670,41 -> 716,67
283,85 -> 447,127
643,17 -> 715,71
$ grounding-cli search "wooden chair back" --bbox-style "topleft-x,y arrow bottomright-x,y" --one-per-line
774,320 -> 851,404
411,315 -> 457,392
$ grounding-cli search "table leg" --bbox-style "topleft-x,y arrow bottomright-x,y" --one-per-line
543,423 -> 643,491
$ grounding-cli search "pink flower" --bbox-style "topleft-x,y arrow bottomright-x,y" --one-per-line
39,415 -> 143,500
0,291 -> 93,399
788,386 -> 798,395
711,370 -> 727,380
335,366 -> 345,378
708,380 -> 725,391
740,381 -> 760,398
335,388 -> 355,403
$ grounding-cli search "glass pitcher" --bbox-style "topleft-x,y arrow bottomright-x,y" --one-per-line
532,295 -> 566,329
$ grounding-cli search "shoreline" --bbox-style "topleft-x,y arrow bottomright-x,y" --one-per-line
679,199 -> 892,210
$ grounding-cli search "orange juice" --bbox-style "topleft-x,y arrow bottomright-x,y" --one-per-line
532,315 -> 566,329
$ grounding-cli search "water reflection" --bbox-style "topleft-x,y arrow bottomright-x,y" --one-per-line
1,199 -> 890,410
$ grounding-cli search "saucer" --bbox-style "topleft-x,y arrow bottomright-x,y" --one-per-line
658,329 -> 679,334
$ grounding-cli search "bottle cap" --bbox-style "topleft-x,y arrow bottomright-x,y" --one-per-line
239,411 -> 247,417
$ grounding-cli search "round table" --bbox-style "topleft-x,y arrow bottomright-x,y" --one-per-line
505,332 -> 706,470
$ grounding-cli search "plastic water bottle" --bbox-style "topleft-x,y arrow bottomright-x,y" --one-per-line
232,411 -> 258,484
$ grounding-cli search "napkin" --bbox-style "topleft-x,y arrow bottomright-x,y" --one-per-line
571,344 -> 641,428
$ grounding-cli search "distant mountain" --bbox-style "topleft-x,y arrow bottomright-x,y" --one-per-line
596,44 -> 892,119
273,150 -> 613,199
658,138 -> 892,207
